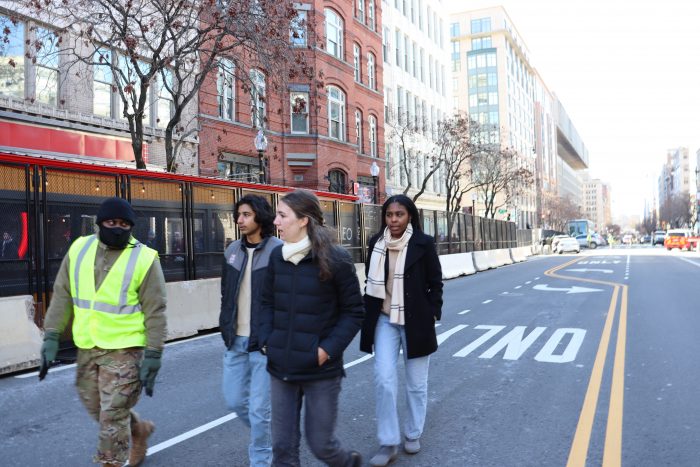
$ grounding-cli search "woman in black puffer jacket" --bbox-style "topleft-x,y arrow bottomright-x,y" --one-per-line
259,190 -> 363,467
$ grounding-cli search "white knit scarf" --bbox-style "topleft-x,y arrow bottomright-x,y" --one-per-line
366,224 -> 413,324
282,235 -> 312,265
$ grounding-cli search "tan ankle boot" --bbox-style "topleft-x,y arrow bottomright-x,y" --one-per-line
129,420 -> 155,467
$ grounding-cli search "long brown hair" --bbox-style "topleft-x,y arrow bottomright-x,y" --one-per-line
279,190 -> 337,281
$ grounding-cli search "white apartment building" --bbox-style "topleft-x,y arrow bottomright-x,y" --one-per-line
582,173 -> 611,232
381,0 -> 451,211
450,6 -> 537,228
533,72 -> 559,226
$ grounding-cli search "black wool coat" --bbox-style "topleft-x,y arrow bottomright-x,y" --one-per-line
259,245 -> 364,382
360,230 -> 443,359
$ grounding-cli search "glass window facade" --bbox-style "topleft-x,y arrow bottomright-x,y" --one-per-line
35,28 -> 59,106
93,49 -> 113,118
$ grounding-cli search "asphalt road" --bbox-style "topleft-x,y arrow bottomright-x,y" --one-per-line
2,245 -> 700,466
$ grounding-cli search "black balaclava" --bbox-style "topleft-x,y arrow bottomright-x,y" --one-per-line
98,225 -> 132,249
95,197 -> 136,249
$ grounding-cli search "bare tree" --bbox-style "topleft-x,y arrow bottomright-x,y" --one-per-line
385,110 -> 442,203
439,115 -> 487,247
471,144 -> 534,219
641,209 -> 657,235
605,223 -> 621,237
541,191 -> 582,232
12,0 -> 313,171
660,191 -> 691,228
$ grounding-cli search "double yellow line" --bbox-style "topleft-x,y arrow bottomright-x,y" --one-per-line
544,257 -> 629,467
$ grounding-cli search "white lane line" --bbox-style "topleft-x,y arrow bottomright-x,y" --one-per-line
482,299 -> 492,304
534,277 -> 540,280
166,332 -> 221,347
343,354 -> 374,369
525,281 -> 532,285
676,256 -> 700,268
514,285 -> 522,289
458,309 -> 471,315
149,348 -> 380,456
437,325 -> 469,345
16,362 -> 77,378
17,333 -> 222,379
501,292 -> 509,295
147,413 -> 239,456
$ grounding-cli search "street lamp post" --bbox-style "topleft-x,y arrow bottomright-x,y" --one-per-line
254,129 -> 268,184
370,161 -> 380,204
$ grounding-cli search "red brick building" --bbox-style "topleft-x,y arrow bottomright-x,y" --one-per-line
198,0 -> 385,202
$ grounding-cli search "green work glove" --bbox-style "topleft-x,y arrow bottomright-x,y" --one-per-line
38,330 -> 60,381
139,349 -> 162,397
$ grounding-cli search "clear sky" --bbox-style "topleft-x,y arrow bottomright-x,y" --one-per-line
446,0 -> 700,219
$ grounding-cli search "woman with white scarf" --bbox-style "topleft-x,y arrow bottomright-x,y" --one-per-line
259,190 -> 364,467
360,195 -> 443,467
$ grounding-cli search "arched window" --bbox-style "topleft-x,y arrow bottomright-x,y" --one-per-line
368,0 -> 376,30
217,58 -> 235,121
249,69 -> 266,128
328,169 -> 347,194
367,53 -> 376,90
355,110 -> 363,152
369,115 -> 377,157
356,0 -> 365,23
327,86 -> 346,141
325,9 -> 344,59
353,44 -> 361,82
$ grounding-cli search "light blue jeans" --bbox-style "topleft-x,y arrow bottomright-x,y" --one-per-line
374,314 -> 431,446
223,335 -> 272,467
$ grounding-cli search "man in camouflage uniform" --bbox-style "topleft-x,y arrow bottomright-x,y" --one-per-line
39,197 -> 167,467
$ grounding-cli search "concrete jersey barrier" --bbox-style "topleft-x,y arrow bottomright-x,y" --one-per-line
165,278 -> 221,340
472,250 -> 492,271
439,253 -> 477,279
0,295 -> 42,375
492,248 -> 513,267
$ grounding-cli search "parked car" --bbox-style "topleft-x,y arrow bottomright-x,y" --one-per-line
575,233 -> 601,249
593,232 -> 607,246
557,236 -> 580,254
664,229 -> 692,250
551,234 -> 571,252
653,230 -> 666,245
622,234 -> 633,245
641,234 -> 651,244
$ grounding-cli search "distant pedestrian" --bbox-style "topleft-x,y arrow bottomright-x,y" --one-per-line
259,190 -> 363,467
1,231 -> 17,259
220,195 -> 281,466
38,197 -> 167,467
360,194 -> 443,467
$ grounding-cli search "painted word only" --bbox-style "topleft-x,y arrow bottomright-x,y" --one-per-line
452,325 -> 586,363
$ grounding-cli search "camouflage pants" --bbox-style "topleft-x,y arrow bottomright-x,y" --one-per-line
76,347 -> 144,465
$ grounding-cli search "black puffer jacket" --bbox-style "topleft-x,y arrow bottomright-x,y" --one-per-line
360,231 -> 443,359
259,245 -> 364,382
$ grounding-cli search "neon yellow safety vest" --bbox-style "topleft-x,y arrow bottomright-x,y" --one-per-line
68,235 -> 158,349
